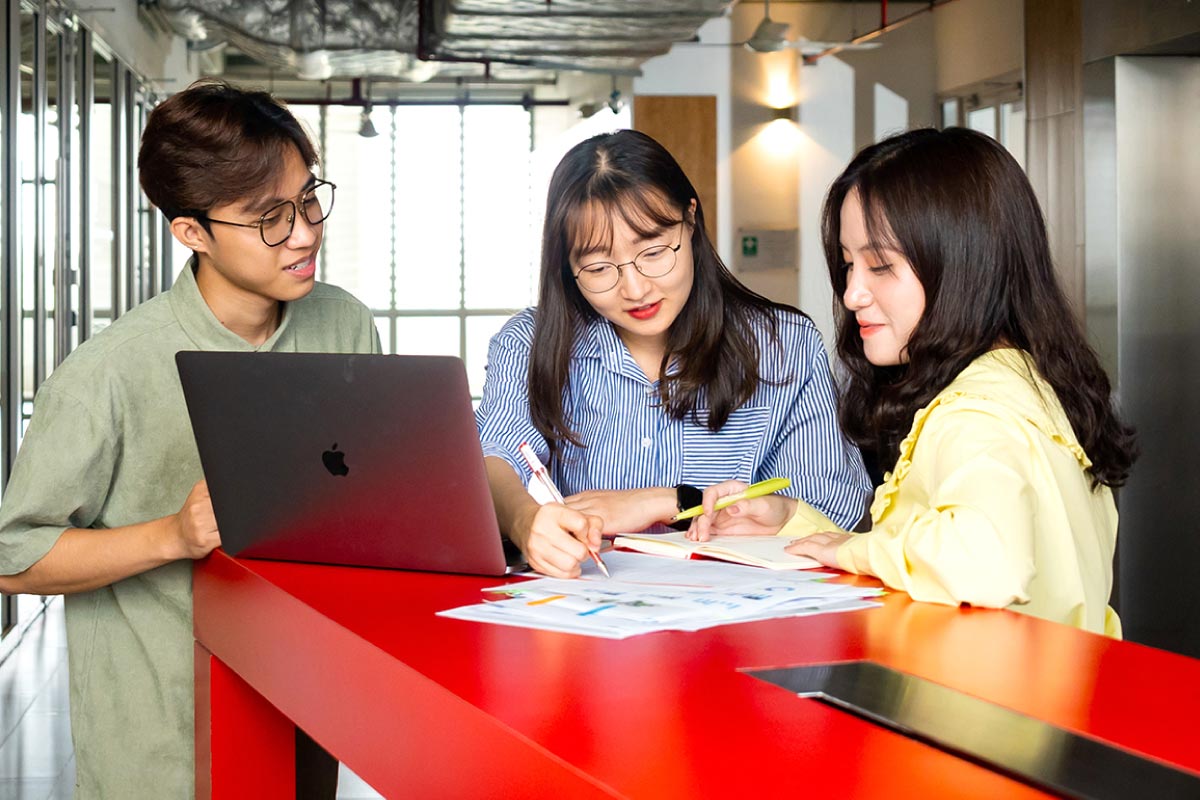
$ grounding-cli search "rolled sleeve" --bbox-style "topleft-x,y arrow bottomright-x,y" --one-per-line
836,407 -> 1038,609
0,387 -> 117,576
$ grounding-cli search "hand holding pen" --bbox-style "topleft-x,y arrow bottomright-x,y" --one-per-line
518,443 -> 611,578
686,478 -> 798,542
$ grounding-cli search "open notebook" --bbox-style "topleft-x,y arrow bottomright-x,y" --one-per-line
612,532 -> 822,571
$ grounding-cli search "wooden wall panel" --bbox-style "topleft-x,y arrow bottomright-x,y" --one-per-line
632,95 -> 718,250
1025,0 -> 1085,313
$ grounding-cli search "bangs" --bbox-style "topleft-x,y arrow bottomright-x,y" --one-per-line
565,190 -> 682,263
222,140 -> 297,214
854,184 -> 905,258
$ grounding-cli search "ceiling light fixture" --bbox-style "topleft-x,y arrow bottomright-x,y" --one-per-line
358,107 -> 379,138
359,79 -> 379,138
605,75 -> 624,114
746,0 -> 790,53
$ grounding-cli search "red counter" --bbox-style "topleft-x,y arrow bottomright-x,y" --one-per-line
193,550 -> 1200,798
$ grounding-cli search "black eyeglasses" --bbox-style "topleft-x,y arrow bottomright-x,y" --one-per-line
204,179 -> 336,247
573,221 -> 686,293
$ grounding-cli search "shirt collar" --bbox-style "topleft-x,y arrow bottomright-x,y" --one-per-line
168,256 -> 294,351
575,314 -> 676,385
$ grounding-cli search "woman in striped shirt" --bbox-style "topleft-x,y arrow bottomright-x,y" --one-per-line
476,130 -> 871,578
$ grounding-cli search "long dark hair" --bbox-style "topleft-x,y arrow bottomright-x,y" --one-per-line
822,127 -> 1136,488
531,129 -> 797,455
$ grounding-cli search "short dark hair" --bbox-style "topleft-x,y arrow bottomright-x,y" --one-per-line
137,79 -> 317,226
822,127 -> 1136,487
530,129 -> 799,455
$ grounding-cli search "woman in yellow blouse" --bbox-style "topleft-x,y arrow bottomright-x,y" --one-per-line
690,128 -> 1136,636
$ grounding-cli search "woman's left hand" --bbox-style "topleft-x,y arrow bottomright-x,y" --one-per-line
564,488 -> 677,534
785,531 -> 851,568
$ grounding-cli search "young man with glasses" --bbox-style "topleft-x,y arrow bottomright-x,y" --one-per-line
0,80 -> 377,798
476,130 -> 872,579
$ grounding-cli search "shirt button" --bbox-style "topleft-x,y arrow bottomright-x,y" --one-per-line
641,437 -> 653,448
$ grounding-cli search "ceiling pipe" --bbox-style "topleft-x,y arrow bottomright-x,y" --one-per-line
280,81 -> 569,109
802,0 -> 959,66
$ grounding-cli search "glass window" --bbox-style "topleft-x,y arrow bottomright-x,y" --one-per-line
966,106 -> 997,139
0,16 -> 5,496
463,106 -> 535,310
1000,100 -> 1026,170
89,49 -> 114,335
310,101 -> 534,398
394,106 -> 462,311
19,7 -> 39,407
466,315 -> 510,398
1,14 -> 160,633
941,98 -> 959,129
316,105 -> 394,311
64,27 -> 83,355
395,317 -> 461,357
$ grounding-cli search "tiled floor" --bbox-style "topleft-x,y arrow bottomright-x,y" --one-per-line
0,598 -> 72,800
0,598 -> 382,799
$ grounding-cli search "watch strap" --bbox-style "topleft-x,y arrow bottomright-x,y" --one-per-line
669,483 -> 704,531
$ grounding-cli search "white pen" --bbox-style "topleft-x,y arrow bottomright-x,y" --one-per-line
518,442 -> 565,503
517,442 -> 610,578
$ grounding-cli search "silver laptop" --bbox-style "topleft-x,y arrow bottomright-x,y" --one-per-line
176,351 -> 520,576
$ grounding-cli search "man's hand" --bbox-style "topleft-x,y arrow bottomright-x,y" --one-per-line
170,480 -> 221,560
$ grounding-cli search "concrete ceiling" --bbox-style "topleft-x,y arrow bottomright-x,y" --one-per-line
144,0 -> 741,84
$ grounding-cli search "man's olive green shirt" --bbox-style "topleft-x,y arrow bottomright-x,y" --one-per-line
0,263 -> 380,798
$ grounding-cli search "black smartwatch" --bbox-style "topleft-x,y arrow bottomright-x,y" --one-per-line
668,483 -> 704,531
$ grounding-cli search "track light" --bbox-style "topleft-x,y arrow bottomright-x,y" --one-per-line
358,78 -> 380,138
359,105 -> 379,138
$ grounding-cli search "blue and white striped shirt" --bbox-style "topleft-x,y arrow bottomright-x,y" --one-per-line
476,307 -> 871,530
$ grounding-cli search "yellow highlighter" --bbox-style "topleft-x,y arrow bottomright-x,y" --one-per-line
670,477 -> 792,522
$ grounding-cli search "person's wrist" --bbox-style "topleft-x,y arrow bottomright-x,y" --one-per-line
156,513 -> 188,562
647,487 -> 679,520
509,503 -> 539,551
774,496 -> 800,529
667,484 -> 703,531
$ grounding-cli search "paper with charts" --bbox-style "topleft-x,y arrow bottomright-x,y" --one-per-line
437,550 -> 884,639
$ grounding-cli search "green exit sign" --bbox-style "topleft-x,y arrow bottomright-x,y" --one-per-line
741,235 -> 759,257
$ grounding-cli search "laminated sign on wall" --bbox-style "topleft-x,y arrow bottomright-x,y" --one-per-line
736,228 -> 798,272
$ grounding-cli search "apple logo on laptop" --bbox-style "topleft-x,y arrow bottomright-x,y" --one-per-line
322,443 -> 350,477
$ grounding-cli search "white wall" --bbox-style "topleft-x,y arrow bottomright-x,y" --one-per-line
634,17 -> 734,265
730,2 -> 935,340
798,56 -> 856,344
607,2 -> 1020,344
933,0 -> 1023,93
874,82 -> 909,143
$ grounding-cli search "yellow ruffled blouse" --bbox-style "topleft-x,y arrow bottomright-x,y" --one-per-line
780,349 -> 1121,636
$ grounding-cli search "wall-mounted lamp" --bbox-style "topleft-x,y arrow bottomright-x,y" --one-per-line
770,105 -> 799,123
